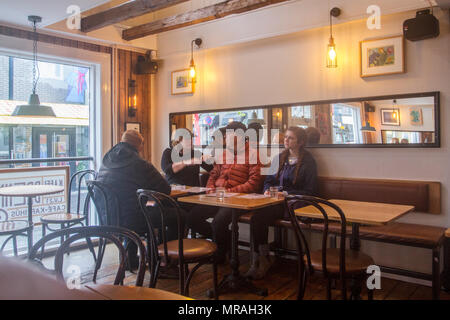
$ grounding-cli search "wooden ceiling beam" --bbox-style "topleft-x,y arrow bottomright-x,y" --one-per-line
81,0 -> 190,33
122,0 -> 290,40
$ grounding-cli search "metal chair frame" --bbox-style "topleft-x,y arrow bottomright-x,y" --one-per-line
28,225 -> 147,286
137,189 -> 218,298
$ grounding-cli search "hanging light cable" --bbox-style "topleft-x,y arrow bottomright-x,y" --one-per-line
12,16 -> 56,117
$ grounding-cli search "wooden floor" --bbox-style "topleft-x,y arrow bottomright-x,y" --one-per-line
63,246 -> 450,300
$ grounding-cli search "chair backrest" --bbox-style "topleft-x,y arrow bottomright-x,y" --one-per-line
137,189 -> 184,266
68,169 -> 97,214
285,195 -> 347,296
85,180 -> 120,226
28,225 -> 147,286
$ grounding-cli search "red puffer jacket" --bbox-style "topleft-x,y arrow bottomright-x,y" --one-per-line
206,145 -> 264,193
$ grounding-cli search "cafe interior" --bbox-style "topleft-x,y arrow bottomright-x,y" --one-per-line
0,0 -> 449,301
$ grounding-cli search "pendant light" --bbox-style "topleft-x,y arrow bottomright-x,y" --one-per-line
326,7 -> 341,68
12,15 -> 56,117
188,38 -> 202,83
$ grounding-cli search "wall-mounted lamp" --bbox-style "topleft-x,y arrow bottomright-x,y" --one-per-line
361,102 -> 376,132
326,7 -> 341,68
189,38 -> 202,83
128,79 -> 137,117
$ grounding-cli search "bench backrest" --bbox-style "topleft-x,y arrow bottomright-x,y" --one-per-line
318,177 -> 440,214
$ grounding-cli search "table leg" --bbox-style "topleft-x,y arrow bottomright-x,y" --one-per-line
350,224 -> 360,251
27,196 -> 34,254
209,209 -> 268,297
350,223 -> 362,300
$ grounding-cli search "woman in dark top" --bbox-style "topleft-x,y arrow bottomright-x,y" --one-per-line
245,126 -> 318,280
161,129 -> 213,186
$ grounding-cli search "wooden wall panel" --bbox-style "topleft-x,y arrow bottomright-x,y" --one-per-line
117,49 -> 152,162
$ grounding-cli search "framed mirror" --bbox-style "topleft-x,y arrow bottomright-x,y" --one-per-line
169,91 -> 439,148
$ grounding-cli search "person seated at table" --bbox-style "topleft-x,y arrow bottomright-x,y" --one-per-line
245,126 -> 318,280
186,121 -> 264,261
97,130 -> 175,270
161,129 -> 213,186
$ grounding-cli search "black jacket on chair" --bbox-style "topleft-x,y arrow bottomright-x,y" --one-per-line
97,142 -> 170,230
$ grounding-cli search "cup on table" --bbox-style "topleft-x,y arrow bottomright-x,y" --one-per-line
269,186 -> 279,198
216,187 -> 225,201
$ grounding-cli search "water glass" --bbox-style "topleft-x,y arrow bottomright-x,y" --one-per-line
216,187 -> 225,201
269,186 -> 279,198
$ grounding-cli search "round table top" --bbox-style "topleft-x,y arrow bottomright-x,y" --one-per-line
0,185 -> 64,197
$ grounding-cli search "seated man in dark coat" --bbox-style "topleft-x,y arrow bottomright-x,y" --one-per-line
96,130 -> 174,268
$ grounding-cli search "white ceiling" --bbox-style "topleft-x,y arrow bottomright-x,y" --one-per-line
0,0 -> 111,27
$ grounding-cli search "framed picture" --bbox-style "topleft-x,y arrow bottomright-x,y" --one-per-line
171,69 -> 194,95
409,107 -> 423,126
381,109 -> 400,126
360,35 -> 404,78
125,122 -> 141,133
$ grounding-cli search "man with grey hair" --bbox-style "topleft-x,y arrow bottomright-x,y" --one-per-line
97,130 -> 173,270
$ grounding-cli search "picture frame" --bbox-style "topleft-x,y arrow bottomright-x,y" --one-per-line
125,122 -> 141,133
171,69 -> 194,95
360,35 -> 405,78
381,108 -> 400,126
409,107 -> 423,126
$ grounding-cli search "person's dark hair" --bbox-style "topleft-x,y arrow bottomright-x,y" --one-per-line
247,122 -> 263,143
305,126 -> 321,145
277,126 -> 307,184
225,121 -> 247,131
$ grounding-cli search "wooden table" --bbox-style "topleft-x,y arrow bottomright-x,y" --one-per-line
294,199 -> 414,250
84,284 -> 192,300
0,185 -> 64,253
179,193 -> 284,297
295,199 -> 414,299
170,186 -> 210,198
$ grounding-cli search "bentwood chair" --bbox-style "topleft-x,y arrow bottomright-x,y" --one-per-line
85,180 -> 122,282
0,209 -> 32,256
28,225 -> 147,286
285,195 -> 375,300
40,170 -> 97,256
137,189 -> 218,298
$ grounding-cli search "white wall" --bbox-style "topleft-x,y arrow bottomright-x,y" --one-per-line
152,5 -> 450,278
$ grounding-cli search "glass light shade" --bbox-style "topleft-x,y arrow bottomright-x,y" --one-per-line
189,61 -> 196,83
327,37 -> 337,68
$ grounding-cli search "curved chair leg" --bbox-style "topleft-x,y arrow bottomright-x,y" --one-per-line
150,260 -> 161,288
86,237 -> 97,263
179,262 -> 186,296
212,260 -> 218,300
326,278 -> 332,300
184,262 -> 205,297
41,223 -> 47,259
93,238 -> 106,282
12,235 -> 18,256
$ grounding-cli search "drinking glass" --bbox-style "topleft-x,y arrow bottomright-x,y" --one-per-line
269,186 -> 279,198
216,187 -> 225,201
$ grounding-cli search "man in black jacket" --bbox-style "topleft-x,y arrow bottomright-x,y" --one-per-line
97,130 -> 173,268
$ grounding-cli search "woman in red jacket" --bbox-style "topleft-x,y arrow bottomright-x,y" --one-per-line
186,121 -> 264,260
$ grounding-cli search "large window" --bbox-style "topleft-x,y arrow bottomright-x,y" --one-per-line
0,53 -> 91,172
0,52 -> 95,255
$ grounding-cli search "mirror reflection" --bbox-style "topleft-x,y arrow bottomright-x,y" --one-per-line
169,92 -> 438,147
